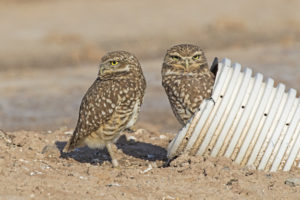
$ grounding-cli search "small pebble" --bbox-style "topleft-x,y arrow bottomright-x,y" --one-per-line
159,135 -> 167,139
140,164 -> 153,174
41,145 -> 60,157
222,166 -> 230,171
265,174 -> 272,178
30,171 -> 43,176
162,195 -> 175,200
226,178 -> 238,186
79,176 -> 87,180
128,136 -> 136,141
64,131 -> 73,135
19,159 -> 29,163
147,154 -> 155,159
106,183 -> 121,187
135,129 -> 146,135
40,163 -> 51,170
285,178 -> 300,187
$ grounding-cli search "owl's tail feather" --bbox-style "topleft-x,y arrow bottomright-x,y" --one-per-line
62,132 -> 78,153
62,131 -> 84,153
62,140 -> 74,153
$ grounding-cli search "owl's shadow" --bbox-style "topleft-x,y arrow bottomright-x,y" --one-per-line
56,135 -> 167,165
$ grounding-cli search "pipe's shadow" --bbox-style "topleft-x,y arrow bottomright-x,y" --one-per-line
56,135 -> 167,165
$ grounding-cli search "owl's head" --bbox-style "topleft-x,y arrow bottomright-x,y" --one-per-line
162,44 -> 208,76
98,51 -> 142,78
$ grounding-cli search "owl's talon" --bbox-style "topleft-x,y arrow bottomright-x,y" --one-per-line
111,159 -> 119,168
106,143 -> 120,168
186,117 -> 193,125
208,97 -> 216,105
124,127 -> 136,133
162,156 -> 178,168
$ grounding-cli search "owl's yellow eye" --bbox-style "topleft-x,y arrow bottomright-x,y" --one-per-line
171,55 -> 181,61
193,55 -> 200,60
110,61 -> 119,65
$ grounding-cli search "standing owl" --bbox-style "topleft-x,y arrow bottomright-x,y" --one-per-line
162,44 -> 216,126
63,51 -> 146,167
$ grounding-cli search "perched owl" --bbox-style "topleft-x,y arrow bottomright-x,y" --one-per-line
63,51 -> 146,167
162,44 -> 216,126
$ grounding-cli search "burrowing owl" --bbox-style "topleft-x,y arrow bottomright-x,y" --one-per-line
63,51 -> 146,167
162,44 -> 216,126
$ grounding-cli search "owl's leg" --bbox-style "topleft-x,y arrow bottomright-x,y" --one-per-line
106,143 -> 119,167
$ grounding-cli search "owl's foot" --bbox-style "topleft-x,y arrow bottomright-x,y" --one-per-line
124,127 -> 137,133
106,143 -> 119,168
207,97 -> 216,105
111,159 -> 119,168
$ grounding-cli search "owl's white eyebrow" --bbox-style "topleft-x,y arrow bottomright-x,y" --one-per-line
169,53 -> 182,57
192,51 -> 203,56
105,59 -> 120,63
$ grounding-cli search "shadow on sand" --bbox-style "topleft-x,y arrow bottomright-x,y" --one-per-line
55,135 -> 167,165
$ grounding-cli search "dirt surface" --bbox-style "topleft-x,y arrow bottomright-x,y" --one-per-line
1,0 -> 300,199
1,129 -> 300,200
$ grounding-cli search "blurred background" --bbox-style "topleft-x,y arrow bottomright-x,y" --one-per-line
0,0 -> 299,132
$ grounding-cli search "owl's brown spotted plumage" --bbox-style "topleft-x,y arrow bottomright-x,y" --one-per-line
63,51 -> 146,167
162,44 -> 216,126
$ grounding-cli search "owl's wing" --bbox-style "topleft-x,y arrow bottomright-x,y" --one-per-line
210,57 -> 218,76
64,78 -> 118,152
163,82 -> 194,125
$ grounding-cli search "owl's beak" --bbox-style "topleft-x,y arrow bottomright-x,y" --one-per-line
184,59 -> 189,69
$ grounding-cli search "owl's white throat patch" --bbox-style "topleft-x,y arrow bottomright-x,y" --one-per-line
164,70 -> 195,76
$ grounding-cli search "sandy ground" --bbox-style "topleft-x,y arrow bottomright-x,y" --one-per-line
1,0 -> 300,199
1,129 -> 300,200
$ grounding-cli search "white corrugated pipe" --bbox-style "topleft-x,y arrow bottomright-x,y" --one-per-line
167,58 -> 300,172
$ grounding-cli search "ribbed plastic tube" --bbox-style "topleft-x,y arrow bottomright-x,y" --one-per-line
167,58 -> 300,172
